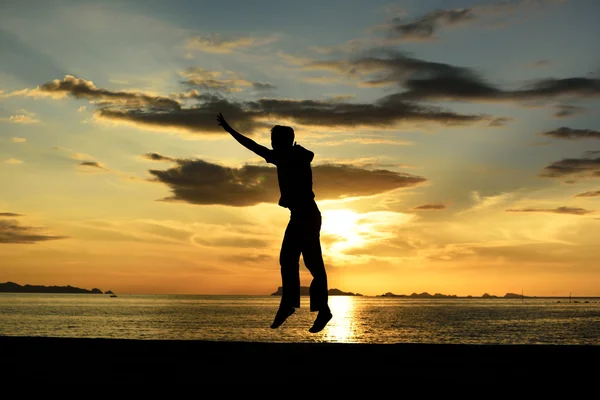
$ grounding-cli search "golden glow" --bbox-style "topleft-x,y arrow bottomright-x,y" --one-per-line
324,296 -> 357,343
321,209 -> 367,253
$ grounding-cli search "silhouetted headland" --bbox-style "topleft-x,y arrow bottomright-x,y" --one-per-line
0,281 -> 104,294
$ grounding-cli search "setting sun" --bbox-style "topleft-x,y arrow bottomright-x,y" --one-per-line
321,209 -> 366,253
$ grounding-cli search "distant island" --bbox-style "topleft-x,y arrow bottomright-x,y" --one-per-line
0,282 -> 105,294
270,288 -> 533,298
3,282 -> 585,298
377,292 -> 531,299
271,286 -> 363,296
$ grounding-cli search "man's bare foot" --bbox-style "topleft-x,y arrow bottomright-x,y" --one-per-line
309,308 -> 332,333
270,307 -> 295,329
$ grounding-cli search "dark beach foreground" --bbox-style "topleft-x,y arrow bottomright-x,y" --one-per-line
2,336 -> 597,384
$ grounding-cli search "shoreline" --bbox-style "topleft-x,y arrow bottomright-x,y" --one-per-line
2,335 -> 597,383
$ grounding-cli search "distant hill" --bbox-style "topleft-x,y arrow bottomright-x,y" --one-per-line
378,291 -> 532,299
271,286 -> 363,296
0,282 -> 103,294
377,292 -> 458,298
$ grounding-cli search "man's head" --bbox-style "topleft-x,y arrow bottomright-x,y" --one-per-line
271,125 -> 295,150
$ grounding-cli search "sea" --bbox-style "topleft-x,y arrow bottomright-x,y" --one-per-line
1,293 -> 599,345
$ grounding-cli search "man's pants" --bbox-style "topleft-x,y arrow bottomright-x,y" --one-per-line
279,211 -> 328,312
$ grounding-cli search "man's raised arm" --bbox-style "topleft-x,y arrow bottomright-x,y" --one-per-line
216,113 -> 270,159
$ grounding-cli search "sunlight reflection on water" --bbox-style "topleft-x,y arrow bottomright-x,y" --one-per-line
324,296 -> 357,343
1,293 -> 599,344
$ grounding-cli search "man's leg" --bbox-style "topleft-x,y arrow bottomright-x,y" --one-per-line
271,218 -> 302,329
302,213 -> 332,333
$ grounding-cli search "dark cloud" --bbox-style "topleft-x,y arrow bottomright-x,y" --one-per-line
39,75 -> 181,110
79,161 -> 105,169
380,1 -> 565,43
97,94 -> 262,135
30,73 -> 491,135
388,8 -> 474,41
253,96 -> 486,127
0,219 -> 67,244
252,82 -> 277,90
414,203 -> 445,210
0,212 -> 23,217
305,50 -> 600,103
506,207 -> 593,215
553,105 -> 586,118
402,74 -> 600,103
98,90 -> 488,134
541,127 -> 600,140
147,156 -> 427,206
539,155 -> 600,178
574,190 -> 600,198
144,153 -> 175,162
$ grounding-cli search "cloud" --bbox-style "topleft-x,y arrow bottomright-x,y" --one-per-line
506,206 -> 593,215
147,156 -> 427,206
4,158 -> 23,164
186,33 -> 279,53
378,0 -> 566,42
97,96 -> 262,135
0,114 -> 39,124
79,161 -> 106,169
98,90 -> 489,135
387,8 -> 474,41
541,127 -> 600,140
36,75 -> 181,109
303,49 -> 600,103
540,154 -> 600,178
414,203 -> 445,210
178,67 -> 276,93
553,105 -> 585,118
0,212 -> 23,217
178,67 -> 249,93
574,190 -> 600,198
252,82 -> 277,91
143,153 -> 176,162
0,217 -> 67,244
13,73 -> 493,136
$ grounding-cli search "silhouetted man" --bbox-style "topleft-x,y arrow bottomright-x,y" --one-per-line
217,113 -> 332,333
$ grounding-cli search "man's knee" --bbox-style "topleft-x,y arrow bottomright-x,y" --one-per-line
279,258 -> 299,270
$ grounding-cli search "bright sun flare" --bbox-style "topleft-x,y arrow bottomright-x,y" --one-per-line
321,209 -> 367,253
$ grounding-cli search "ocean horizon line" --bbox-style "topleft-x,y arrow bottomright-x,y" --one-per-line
2,282 -> 598,299
3,292 -> 599,299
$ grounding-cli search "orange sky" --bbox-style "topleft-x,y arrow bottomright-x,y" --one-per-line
1,0 -> 599,296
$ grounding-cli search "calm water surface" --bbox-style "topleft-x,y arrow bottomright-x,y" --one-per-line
1,293 -> 599,344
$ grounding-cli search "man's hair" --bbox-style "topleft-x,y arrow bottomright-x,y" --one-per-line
270,125 -> 295,146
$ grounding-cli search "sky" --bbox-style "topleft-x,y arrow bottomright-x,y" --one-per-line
1,0 -> 599,297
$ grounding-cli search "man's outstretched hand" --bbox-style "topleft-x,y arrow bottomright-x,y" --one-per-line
216,113 -> 232,133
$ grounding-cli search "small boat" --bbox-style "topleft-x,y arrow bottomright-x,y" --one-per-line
110,294 -> 117,298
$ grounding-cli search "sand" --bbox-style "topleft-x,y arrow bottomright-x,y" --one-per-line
2,336 -> 597,384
